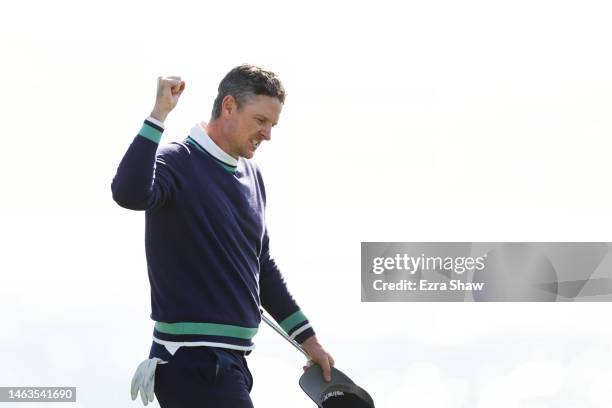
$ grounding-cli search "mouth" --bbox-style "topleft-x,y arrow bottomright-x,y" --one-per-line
251,139 -> 260,150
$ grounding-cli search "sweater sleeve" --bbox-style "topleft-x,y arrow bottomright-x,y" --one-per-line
111,118 -> 180,211
259,227 -> 316,344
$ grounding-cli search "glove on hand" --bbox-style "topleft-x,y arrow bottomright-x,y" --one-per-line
130,357 -> 167,406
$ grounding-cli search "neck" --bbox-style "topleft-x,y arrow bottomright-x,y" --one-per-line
205,119 -> 238,160
187,121 -> 238,172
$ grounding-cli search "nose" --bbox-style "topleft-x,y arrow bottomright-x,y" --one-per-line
260,126 -> 272,141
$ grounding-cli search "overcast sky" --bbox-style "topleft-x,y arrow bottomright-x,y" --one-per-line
1,0 -> 612,407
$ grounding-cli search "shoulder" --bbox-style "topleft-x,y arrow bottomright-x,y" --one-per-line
156,140 -> 194,162
242,159 -> 265,182
242,159 -> 267,198
157,140 -> 191,158
155,141 -> 193,171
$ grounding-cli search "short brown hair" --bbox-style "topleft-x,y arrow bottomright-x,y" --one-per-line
211,64 -> 286,120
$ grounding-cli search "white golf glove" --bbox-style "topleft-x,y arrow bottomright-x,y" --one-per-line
130,357 -> 167,406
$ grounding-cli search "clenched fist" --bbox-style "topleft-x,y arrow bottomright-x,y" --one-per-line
150,76 -> 186,122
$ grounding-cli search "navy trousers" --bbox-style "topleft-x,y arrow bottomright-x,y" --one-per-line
149,341 -> 254,408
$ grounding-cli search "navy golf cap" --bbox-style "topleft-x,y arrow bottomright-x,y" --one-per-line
299,365 -> 375,408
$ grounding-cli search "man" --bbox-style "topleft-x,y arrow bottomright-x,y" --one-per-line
111,65 -> 334,407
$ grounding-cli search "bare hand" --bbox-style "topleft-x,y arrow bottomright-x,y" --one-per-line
150,76 -> 186,122
301,336 -> 335,382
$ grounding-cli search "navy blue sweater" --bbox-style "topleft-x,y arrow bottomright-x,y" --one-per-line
111,118 -> 315,350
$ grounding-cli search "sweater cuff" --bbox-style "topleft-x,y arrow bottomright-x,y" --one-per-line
279,310 -> 315,344
138,117 -> 165,144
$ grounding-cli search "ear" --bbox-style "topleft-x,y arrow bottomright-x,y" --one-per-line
221,95 -> 237,117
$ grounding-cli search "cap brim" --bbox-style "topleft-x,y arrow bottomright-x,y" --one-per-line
299,365 -> 375,408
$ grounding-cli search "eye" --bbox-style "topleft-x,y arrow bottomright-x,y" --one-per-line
256,117 -> 266,125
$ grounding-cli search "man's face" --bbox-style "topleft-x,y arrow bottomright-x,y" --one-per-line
222,94 -> 282,159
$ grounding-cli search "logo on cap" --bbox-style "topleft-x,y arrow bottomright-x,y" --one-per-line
322,390 -> 345,402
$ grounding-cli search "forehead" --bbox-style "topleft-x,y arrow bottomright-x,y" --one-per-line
242,94 -> 282,121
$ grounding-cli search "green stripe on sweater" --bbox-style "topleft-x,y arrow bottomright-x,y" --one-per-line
155,321 -> 258,339
280,310 -> 308,333
139,122 -> 163,144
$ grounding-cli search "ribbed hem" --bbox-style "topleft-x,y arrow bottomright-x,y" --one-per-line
146,116 -> 165,129
138,118 -> 164,144
279,310 -> 315,343
294,326 -> 316,344
152,321 -> 258,350
153,335 -> 255,352
155,321 -> 258,338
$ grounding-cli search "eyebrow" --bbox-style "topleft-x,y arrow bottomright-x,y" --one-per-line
256,114 -> 278,127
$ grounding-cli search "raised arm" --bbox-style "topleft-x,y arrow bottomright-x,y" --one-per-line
111,76 -> 185,210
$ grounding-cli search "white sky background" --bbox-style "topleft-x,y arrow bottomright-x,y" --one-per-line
1,0 -> 612,407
